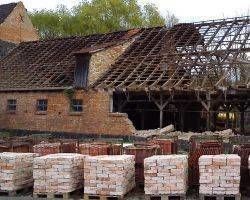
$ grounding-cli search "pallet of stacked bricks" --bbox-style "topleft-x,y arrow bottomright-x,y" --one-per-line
144,155 -> 188,200
199,155 -> 241,200
33,153 -> 85,198
84,155 -> 135,199
0,152 -> 37,196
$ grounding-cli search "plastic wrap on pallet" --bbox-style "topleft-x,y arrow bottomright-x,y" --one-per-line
61,141 -> 78,153
199,154 -> 241,195
233,144 -> 250,190
84,155 -> 135,196
144,155 -> 188,195
33,153 -> 85,194
33,142 -> 61,156
0,152 -> 37,191
188,141 -> 223,187
79,143 -> 110,156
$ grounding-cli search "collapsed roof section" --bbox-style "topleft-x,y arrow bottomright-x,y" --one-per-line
93,16 -> 250,92
0,29 -> 141,91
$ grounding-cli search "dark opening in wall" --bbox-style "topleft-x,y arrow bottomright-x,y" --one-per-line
113,92 -> 204,131
74,53 -> 91,88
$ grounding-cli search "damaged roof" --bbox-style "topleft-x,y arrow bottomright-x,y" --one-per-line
0,29 -> 141,91
0,2 -> 17,24
0,16 -> 249,92
94,16 -> 250,92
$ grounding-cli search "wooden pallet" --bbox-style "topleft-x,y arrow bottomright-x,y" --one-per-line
199,193 -> 241,200
33,193 -> 70,199
83,194 -> 125,200
33,188 -> 83,199
145,194 -> 186,200
0,184 -> 33,197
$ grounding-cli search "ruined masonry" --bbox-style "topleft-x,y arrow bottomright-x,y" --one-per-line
33,153 -> 85,194
84,155 -> 135,197
144,155 -> 188,195
199,154 -> 241,195
0,152 -> 37,191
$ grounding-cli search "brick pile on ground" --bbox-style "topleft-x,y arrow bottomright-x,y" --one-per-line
33,153 -> 85,195
0,152 -> 37,191
144,155 -> 188,195
33,142 -> 61,156
199,154 -> 241,195
84,155 -> 135,197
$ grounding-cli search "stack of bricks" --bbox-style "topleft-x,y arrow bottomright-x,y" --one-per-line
84,155 -> 135,197
33,153 -> 85,195
144,155 -> 188,195
0,152 -> 37,191
199,154 -> 241,195
33,142 -> 61,156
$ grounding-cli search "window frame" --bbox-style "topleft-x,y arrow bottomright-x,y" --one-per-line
36,99 -> 48,112
7,99 -> 17,113
70,99 -> 83,113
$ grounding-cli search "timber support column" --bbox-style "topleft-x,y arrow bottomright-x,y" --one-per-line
152,94 -> 170,128
200,93 -> 212,131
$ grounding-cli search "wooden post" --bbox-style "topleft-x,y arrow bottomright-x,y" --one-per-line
159,94 -> 163,128
151,94 -> 170,129
200,93 -> 211,131
109,92 -> 113,113
160,108 -> 163,128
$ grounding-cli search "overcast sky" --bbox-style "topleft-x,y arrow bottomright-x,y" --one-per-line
1,0 -> 250,22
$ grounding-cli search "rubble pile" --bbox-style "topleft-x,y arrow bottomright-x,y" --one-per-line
84,155 -> 135,196
33,153 -> 85,194
144,155 -> 188,195
0,152 -> 37,191
199,154 -> 241,195
133,125 -> 174,138
33,142 -> 61,156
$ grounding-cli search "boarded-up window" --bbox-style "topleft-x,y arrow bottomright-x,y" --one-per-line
74,54 -> 91,88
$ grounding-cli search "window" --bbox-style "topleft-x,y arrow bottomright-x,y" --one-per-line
7,99 -> 16,112
37,99 -> 48,111
70,99 -> 83,112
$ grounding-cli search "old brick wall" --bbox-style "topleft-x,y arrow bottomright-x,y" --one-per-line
0,90 -> 135,136
88,41 -> 132,86
0,2 -> 39,43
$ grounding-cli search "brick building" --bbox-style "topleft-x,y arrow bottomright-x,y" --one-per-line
0,2 -> 38,44
0,30 -> 139,136
0,2 -> 38,60
0,16 -> 249,136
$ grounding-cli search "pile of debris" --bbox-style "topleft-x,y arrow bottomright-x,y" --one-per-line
33,153 -> 85,195
0,152 -> 37,191
84,155 -> 135,197
133,125 -> 174,138
167,129 -> 234,141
